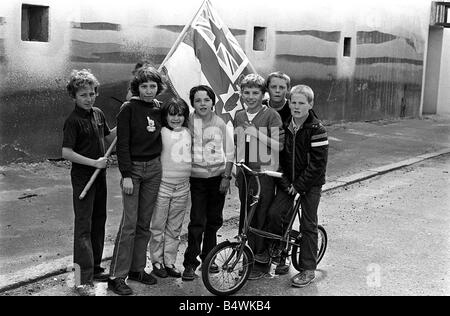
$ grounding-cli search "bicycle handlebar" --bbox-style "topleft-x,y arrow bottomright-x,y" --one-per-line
234,162 -> 283,178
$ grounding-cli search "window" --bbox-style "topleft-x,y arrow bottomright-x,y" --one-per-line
433,2 -> 450,27
253,27 -> 267,51
21,4 -> 49,42
343,37 -> 351,57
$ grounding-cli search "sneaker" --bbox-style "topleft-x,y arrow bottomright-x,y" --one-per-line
93,266 -> 106,274
75,283 -> 95,296
128,270 -> 157,285
248,269 -> 265,280
291,270 -> 315,288
254,251 -> 270,264
152,263 -> 168,278
182,266 -> 196,281
274,258 -> 290,275
165,265 -> 181,278
93,271 -> 110,282
108,278 -> 133,296
199,262 -> 220,274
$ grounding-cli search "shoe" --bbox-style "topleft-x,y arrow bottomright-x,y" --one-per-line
165,265 -> 181,278
291,270 -> 315,288
93,271 -> 110,282
274,258 -> 290,275
248,269 -> 265,280
128,270 -> 157,285
209,262 -> 220,274
182,266 -> 196,281
75,283 -> 95,296
108,278 -> 133,296
152,263 -> 168,278
254,251 -> 270,264
275,263 -> 290,275
199,262 -> 220,274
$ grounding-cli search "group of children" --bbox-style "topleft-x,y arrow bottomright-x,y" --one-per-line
62,65 -> 328,296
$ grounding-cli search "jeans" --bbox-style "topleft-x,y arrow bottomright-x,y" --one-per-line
266,186 -> 322,270
109,158 -> 162,278
71,170 -> 107,284
149,179 -> 190,267
236,170 -> 275,255
183,176 -> 225,269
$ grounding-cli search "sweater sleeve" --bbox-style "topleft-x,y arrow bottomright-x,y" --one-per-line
223,121 -> 235,163
116,103 -> 133,178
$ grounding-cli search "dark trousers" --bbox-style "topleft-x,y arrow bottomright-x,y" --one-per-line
110,159 -> 162,278
236,170 -> 275,256
183,176 -> 225,269
266,186 -> 322,270
71,170 -> 107,284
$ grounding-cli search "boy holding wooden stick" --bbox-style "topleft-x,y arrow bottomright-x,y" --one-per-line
62,69 -> 116,295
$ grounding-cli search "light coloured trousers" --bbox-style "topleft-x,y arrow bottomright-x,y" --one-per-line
149,179 -> 190,267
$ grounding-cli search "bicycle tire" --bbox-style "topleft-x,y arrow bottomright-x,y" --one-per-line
202,241 -> 253,296
291,225 -> 328,272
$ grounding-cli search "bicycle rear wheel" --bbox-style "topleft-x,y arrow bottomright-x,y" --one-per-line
291,225 -> 327,272
201,241 -> 253,296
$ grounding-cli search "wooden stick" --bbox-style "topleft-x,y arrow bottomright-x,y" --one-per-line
79,137 -> 117,200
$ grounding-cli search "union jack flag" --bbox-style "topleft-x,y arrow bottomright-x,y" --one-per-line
157,0 -> 256,123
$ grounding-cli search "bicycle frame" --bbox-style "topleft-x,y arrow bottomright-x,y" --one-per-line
235,163 -> 302,259
201,162 -> 327,295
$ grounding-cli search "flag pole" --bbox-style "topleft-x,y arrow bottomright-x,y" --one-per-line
158,0 -> 208,71
79,1 -> 210,200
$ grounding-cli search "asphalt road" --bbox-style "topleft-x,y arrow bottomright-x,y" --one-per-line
2,154 -> 449,296
2,116 -> 450,282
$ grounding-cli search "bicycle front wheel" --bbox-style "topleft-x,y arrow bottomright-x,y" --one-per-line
291,225 -> 328,272
201,241 -> 253,296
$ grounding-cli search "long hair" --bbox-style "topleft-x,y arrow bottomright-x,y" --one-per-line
161,98 -> 190,128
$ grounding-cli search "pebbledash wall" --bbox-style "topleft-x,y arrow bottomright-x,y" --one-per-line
0,0 -> 443,163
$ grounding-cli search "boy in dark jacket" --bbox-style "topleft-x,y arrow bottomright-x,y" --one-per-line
266,85 -> 328,287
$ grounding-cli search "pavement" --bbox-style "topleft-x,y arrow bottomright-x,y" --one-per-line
1,114 -> 450,295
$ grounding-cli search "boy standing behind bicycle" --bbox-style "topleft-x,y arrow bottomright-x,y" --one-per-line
234,74 -> 284,280
266,85 -> 328,287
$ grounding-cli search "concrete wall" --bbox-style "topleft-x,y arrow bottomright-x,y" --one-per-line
437,28 -> 450,115
0,0 -> 435,163
423,26 -> 444,114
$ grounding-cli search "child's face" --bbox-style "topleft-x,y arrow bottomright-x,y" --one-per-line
73,85 -> 96,111
289,93 -> 312,119
139,80 -> 158,103
193,90 -> 213,118
268,77 -> 288,104
167,113 -> 185,130
242,87 -> 263,111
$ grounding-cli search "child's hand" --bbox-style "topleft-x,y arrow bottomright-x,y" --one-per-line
94,157 -> 108,169
288,184 -> 298,196
122,177 -> 134,195
243,125 -> 258,138
219,178 -> 231,194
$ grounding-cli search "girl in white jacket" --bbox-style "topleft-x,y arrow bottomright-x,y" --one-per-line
149,98 -> 192,278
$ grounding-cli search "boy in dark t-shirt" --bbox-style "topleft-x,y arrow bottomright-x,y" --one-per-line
62,69 -> 116,295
